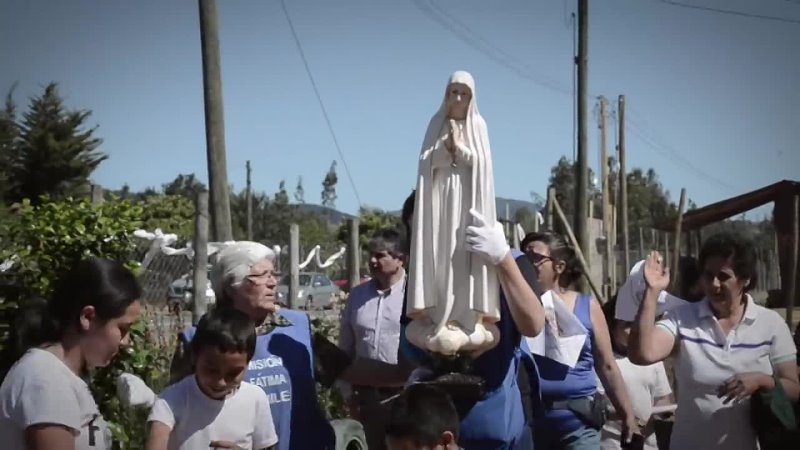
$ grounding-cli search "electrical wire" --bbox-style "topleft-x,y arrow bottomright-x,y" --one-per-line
658,0 -> 800,25
279,0 -> 363,208
414,0 -> 744,193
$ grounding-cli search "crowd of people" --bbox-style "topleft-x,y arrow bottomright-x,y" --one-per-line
0,213 -> 797,450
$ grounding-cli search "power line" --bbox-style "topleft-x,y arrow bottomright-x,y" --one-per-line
279,0 -> 363,208
413,0 -> 744,193
411,0 -> 571,96
658,0 -> 800,25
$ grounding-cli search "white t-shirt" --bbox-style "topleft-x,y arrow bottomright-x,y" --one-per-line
599,356 -> 672,450
0,348 -> 110,450
149,376 -> 278,450
615,260 -> 688,322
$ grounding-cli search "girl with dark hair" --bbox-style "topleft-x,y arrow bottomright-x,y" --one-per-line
0,258 -> 142,450
521,232 -> 638,450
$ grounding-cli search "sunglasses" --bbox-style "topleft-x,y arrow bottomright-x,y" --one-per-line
527,252 -> 552,266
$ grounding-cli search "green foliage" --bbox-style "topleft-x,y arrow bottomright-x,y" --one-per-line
336,207 -> 401,250
3,83 -> 107,204
162,173 -> 205,198
138,194 -> 195,239
311,315 -> 347,420
91,313 -> 176,450
0,196 -> 175,450
0,197 -> 142,297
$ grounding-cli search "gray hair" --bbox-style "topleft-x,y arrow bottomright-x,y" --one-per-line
210,241 -> 275,303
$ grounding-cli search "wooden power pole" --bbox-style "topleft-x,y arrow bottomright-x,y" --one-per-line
574,0 -> 590,269
192,190 -> 209,324
347,218 -> 361,290
618,95 -> 630,272
199,0 -> 233,242
598,96 -> 611,299
246,160 -> 253,240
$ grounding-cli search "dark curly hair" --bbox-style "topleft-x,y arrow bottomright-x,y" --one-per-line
699,232 -> 758,292
521,231 -> 582,288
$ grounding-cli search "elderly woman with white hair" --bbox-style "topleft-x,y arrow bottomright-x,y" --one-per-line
169,241 -> 335,450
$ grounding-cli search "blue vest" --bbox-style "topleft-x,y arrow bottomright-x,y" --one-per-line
534,293 -> 597,435
182,309 -> 334,450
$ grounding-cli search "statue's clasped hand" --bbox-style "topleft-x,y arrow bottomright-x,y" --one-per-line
465,209 -> 510,265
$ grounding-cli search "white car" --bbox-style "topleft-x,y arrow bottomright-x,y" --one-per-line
167,271 -> 215,310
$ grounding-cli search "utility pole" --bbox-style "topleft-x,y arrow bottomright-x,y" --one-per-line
246,160 -> 253,240
574,0 -> 590,274
618,95 -> 630,272
289,224 -> 299,310
599,96 -> 611,299
199,0 -> 233,241
192,190 -> 209,324
347,218 -> 361,290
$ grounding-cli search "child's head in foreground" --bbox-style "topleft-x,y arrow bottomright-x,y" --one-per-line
385,384 -> 460,450
190,307 -> 256,400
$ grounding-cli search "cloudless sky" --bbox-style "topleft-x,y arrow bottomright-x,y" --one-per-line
2,0 -> 798,218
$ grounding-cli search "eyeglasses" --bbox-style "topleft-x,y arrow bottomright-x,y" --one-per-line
527,252 -> 552,266
245,271 -> 278,286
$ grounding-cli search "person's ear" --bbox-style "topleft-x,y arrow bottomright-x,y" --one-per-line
440,431 -> 456,448
554,259 -> 567,275
78,305 -> 97,332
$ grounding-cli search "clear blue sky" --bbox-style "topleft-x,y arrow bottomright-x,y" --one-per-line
2,0 -> 798,218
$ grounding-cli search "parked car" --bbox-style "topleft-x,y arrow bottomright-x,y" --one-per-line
276,272 -> 340,309
332,273 -> 372,293
167,270 -> 215,311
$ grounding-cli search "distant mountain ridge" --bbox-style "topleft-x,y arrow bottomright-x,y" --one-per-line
297,196 -> 542,226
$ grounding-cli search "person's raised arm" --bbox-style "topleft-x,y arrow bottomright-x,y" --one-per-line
465,209 -> 544,337
629,252 -> 677,365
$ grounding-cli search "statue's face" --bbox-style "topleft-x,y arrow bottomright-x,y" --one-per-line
446,83 -> 471,120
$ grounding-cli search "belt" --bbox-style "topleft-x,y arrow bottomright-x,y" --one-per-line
544,399 -> 572,410
352,385 -> 402,396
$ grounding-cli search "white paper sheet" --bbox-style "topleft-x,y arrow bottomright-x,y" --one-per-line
526,290 -> 589,368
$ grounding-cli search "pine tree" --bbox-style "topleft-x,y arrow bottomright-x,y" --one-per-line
6,83 -> 106,203
321,161 -> 338,208
294,176 -> 305,204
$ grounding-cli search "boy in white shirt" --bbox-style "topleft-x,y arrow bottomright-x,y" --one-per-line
147,307 -> 278,450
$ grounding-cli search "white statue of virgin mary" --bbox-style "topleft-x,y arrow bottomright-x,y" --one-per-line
406,71 -> 501,356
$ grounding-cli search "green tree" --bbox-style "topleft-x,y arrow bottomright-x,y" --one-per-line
337,207 -> 401,250
547,156 -> 600,231
294,176 -> 305,204
0,86 -> 19,201
5,83 -> 106,204
321,161 -> 338,208
162,173 -> 205,199
138,194 -> 195,239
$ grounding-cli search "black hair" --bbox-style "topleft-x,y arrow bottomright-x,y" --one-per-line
521,231 -> 582,288
367,228 -> 407,260
698,232 -> 757,292
2,258 -> 141,374
386,384 -> 460,446
401,190 -> 416,255
191,307 -> 257,361
678,256 -> 702,301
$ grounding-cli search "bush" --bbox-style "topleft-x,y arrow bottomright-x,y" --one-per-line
0,197 -> 175,449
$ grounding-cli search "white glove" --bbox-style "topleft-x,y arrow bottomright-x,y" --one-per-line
465,208 -> 510,265
116,372 -> 156,408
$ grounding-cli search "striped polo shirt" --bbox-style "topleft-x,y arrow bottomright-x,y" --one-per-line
656,295 -> 797,450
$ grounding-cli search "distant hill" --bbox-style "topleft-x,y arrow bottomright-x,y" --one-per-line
295,203 -> 355,225
384,196 -> 543,219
